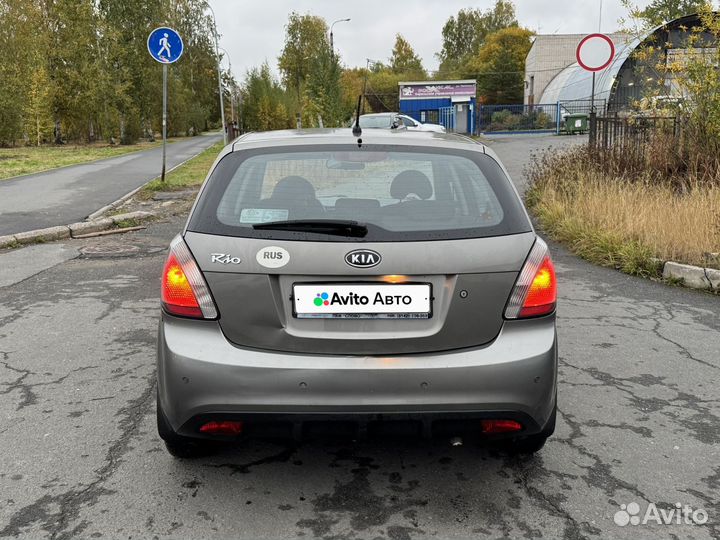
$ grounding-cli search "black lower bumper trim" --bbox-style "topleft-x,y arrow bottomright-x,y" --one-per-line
176,410 -> 545,441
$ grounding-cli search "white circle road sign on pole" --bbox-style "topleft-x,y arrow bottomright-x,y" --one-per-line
576,33 -> 615,72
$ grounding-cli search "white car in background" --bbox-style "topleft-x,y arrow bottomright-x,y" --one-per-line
359,113 -> 446,133
398,114 -> 446,133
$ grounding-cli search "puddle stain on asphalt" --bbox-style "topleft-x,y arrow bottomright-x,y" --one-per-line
296,447 -> 428,539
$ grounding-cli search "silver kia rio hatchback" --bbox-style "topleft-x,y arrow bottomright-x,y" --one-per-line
157,128 -> 558,458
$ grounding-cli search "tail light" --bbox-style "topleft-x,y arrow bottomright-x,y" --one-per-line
481,419 -> 523,434
199,420 -> 244,436
161,235 -> 218,319
505,237 -> 557,319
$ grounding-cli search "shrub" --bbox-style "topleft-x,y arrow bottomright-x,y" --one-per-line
527,146 -> 720,273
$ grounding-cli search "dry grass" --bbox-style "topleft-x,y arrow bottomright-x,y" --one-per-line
527,148 -> 720,275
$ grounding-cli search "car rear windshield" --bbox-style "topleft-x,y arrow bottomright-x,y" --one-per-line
187,144 -> 532,242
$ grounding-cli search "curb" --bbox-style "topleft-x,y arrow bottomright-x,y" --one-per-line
662,261 -> 720,291
0,211 -> 155,249
87,186 -> 145,221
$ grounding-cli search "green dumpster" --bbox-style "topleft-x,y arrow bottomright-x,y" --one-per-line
565,113 -> 588,134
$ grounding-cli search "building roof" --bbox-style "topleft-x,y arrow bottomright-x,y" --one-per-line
539,39 -> 637,104
538,14 -> 713,105
523,32 -> 632,106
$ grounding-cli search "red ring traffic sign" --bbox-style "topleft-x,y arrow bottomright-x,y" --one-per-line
576,33 -> 615,72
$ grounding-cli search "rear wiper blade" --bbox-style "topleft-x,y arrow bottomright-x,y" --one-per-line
253,219 -> 368,237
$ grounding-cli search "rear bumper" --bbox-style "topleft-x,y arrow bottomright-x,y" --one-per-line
157,314 -> 557,438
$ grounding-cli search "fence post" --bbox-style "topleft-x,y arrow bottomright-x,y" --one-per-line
589,111 -> 597,147
556,101 -> 561,135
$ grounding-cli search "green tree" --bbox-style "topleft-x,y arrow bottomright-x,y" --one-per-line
339,67 -> 368,120
241,63 -> 294,132
622,0 -> 711,29
437,0 -> 517,76
278,12 -> 330,104
25,64 -> 54,146
467,27 -> 534,104
365,69 -> 404,113
43,0 -> 107,142
99,0 -> 168,142
304,44 -> 343,127
0,0 -> 222,146
389,34 -> 426,78
168,0 -> 224,136
633,6 -> 720,180
0,0 -> 45,145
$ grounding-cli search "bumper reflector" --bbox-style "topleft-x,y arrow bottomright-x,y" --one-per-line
481,419 -> 523,434
199,420 -> 244,436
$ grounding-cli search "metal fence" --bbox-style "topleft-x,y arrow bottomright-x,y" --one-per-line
477,104 -> 557,133
589,115 -> 679,150
476,99 -> 606,135
439,106 -> 455,132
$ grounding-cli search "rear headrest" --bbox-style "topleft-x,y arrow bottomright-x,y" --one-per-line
271,176 -> 316,200
390,170 -> 433,200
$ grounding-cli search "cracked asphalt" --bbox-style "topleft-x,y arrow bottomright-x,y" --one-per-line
1,135 -> 718,539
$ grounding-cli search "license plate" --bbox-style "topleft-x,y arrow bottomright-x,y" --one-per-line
293,283 -> 432,319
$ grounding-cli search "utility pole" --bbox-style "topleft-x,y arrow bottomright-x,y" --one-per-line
219,46 -> 236,136
203,2 -> 227,144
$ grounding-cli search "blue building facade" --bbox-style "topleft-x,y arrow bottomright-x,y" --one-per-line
398,80 -> 477,134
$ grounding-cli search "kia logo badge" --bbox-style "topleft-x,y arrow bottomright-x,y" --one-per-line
345,249 -> 381,268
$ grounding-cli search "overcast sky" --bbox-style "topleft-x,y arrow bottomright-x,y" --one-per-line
209,0 -> 716,79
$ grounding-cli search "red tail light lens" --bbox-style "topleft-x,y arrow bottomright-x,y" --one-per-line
162,254 -> 202,317
520,257 -> 556,318
505,238 -> 557,319
161,236 -> 218,319
199,420 -> 244,436
481,419 -> 523,434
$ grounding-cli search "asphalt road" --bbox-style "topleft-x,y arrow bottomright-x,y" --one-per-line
485,132 -> 587,195
0,133 -> 222,237
0,134 -> 718,540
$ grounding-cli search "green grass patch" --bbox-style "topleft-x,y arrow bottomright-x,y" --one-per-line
142,141 -> 224,194
114,218 -> 142,228
0,139 -> 181,180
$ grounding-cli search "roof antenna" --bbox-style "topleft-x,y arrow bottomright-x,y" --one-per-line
352,94 -> 363,141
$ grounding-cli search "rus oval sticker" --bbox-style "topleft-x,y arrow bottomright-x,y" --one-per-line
256,246 -> 290,268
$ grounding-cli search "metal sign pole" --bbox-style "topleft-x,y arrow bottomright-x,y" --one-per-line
147,27 -> 183,182
161,63 -> 168,182
576,34 -> 614,116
